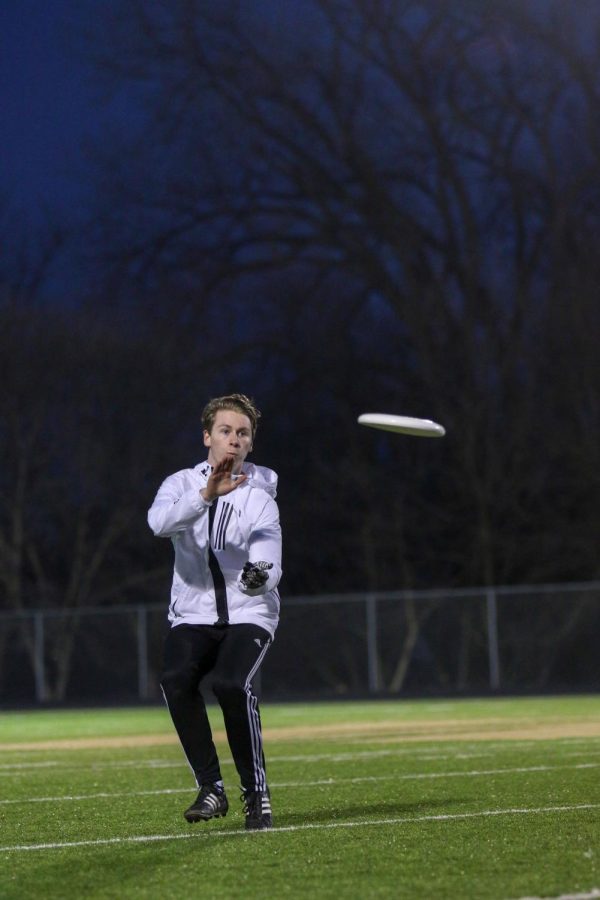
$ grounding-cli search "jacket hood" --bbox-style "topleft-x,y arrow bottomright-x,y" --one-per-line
243,462 -> 278,499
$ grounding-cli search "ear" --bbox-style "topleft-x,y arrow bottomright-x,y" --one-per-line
203,430 -> 211,449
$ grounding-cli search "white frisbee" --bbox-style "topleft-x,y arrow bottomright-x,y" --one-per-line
358,412 -> 446,438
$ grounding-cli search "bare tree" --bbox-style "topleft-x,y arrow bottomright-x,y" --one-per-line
0,292 -> 225,699
72,0 -> 600,692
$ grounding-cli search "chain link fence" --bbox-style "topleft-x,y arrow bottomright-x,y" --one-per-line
1,582 -> 599,706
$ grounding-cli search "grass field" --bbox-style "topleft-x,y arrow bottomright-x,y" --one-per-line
1,695 -> 599,899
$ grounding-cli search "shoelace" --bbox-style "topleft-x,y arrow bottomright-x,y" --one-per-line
240,791 -> 252,815
241,790 -> 271,817
241,790 -> 264,815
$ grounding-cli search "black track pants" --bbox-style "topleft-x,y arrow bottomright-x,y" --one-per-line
160,623 -> 271,792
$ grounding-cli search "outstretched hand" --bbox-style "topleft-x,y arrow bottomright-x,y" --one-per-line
201,457 -> 248,503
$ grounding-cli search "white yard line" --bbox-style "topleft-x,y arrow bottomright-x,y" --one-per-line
1,802 -> 599,853
0,749 -> 478,774
2,734 -> 598,763
3,740 -> 600,774
511,891 -> 600,900
1,762 -> 597,806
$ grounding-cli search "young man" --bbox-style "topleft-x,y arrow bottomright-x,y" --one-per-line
148,394 -> 282,830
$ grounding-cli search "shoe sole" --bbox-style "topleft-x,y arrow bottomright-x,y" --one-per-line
184,810 -> 228,823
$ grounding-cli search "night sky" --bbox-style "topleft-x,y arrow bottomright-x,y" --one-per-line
2,1 -> 110,220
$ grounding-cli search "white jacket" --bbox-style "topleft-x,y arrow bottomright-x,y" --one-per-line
148,461 -> 282,637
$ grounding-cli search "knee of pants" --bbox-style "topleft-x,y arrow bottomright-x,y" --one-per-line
160,666 -> 198,702
212,676 -> 247,705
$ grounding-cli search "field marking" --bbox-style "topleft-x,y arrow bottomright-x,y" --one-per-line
0,741 -> 600,778
2,742 -> 600,775
0,748 -> 489,774
1,802 -> 599,853
512,891 -> 600,900
1,762 -> 597,806
1,734 -> 598,763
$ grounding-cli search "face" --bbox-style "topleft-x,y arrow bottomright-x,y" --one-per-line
203,409 -> 253,473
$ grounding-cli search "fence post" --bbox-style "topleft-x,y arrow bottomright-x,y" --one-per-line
366,593 -> 379,693
33,612 -> 47,703
137,606 -> 149,700
486,588 -> 501,690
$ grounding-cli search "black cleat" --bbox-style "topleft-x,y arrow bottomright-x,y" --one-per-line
242,789 -> 273,831
184,784 -> 229,823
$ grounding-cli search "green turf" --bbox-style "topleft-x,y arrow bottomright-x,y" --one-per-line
1,696 -> 599,899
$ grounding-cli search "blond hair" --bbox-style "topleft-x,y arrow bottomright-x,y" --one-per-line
201,393 -> 261,440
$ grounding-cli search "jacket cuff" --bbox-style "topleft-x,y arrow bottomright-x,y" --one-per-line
195,491 -> 214,510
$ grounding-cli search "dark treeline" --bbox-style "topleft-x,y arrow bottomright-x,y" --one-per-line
1,0 -> 599,697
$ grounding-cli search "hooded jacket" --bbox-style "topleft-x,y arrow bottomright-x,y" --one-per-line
148,461 -> 282,637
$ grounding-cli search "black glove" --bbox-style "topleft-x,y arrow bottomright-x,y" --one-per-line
240,561 -> 273,590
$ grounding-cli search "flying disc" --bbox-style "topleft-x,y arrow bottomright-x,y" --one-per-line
357,413 -> 446,438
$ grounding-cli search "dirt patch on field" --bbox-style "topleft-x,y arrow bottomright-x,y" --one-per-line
2,716 -> 600,752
